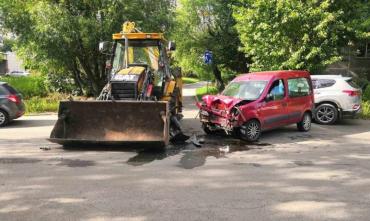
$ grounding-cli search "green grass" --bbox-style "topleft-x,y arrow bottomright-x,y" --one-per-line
24,93 -> 67,114
182,77 -> 200,84
0,76 -> 48,98
361,101 -> 370,119
195,85 -> 219,100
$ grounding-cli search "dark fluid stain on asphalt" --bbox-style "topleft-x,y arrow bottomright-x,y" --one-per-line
179,145 -> 253,169
58,159 -> 95,167
293,160 -> 314,166
0,158 -> 41,164
127,135 -> 271,169
126,145 -> 185,166
289,134 -> 312,140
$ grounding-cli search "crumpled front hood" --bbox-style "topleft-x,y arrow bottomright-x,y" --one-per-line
202,95 -> 242,110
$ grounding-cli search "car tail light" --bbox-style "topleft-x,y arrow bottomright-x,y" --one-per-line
7,95 -> 21,104
343,90 -> 360,97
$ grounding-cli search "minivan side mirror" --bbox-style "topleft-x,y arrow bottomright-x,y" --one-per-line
99,41 -> 113,55
168,41 -> 176,51
264,93 -> 274,102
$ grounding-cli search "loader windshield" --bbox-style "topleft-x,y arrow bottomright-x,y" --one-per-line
112,40 -> 160,73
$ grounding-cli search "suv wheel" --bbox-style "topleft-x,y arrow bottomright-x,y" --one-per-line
0,110 -> 9,127
240,119 -> 261,142
297,112 -> 312,132
315,104 -> 338,125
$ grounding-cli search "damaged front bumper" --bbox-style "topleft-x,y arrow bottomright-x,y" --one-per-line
197,102 -> 239,131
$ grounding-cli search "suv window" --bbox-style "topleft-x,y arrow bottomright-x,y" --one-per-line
312,79 -> 336,89
3,84 -> 18,94
0,85 -> 8,95
288,78 -> 310,97
346,79 -> 359,89
268,79 -> 285,100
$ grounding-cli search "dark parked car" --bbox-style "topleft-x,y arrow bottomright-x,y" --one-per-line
0,82 -> 25,126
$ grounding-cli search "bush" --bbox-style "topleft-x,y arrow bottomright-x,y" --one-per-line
24,93 -> 68,114
362,84 -> 370,101
361,101 -> 370,119
45,73 -> 81,95
195,85 -> 219,100
182,77 -> 200,84
0,76 -> 48,98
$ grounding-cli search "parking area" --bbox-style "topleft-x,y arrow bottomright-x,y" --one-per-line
1,83 -> 370,221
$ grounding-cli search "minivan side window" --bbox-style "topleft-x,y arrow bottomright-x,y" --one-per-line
288,78 -> 310,97
268,79 -> 285,101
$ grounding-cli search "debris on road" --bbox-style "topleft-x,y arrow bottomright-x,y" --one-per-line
40,146 -> 51,151
190,134 -> 202,147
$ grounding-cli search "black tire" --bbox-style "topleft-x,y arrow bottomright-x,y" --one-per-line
202,122 -> 215,135
240,119 -> 261,142
314,103 -> 338,125
0,110 -> 9,127
297,112 -> 312,132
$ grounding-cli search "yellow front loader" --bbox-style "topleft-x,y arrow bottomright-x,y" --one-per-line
49,22 -> 188,147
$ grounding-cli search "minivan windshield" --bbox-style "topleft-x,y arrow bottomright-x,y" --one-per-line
222,80 -> 268,100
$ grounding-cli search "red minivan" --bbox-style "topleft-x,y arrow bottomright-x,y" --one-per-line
196,70 -> 314,141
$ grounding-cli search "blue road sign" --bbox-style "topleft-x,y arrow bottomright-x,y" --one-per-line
204,50 -> 213,64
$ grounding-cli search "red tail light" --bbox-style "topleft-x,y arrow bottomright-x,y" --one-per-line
7,95 -> 21,104
343,90 -> 360,97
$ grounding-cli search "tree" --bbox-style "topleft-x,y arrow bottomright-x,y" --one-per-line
173,0 -> 249,90
233,0 -> 349,73
0,0 -> 174,95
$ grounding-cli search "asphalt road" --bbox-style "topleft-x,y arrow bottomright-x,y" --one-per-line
1,82 -> 370,221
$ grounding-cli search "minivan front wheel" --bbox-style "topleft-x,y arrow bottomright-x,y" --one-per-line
240,119 -> 261,142
297,112 -> 312,132
315,103 -> 338,125
0,110 -> 9,127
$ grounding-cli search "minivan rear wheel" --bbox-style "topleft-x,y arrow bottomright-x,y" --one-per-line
315,103 -> 338,125
0,110 -> 9,127
297,112 -> 312,132
240,119 -> 261,142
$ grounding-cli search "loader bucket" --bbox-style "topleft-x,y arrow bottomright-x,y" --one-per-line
49,101 -> 169,147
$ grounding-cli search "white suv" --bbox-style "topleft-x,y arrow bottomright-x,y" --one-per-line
311,75 -> 362,124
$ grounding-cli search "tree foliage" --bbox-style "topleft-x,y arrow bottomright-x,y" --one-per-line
233,0 -> 352,73
173,0 -> 249,89
0,0 -> 174,95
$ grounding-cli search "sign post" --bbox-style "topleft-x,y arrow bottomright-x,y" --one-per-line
204,50 -> 213,94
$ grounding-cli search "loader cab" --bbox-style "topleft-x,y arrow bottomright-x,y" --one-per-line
111,39 -> 166,83
108,34 -> 172,100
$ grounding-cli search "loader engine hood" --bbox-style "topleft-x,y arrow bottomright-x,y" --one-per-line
110,66 -> 146,100
202,95 -> 242,110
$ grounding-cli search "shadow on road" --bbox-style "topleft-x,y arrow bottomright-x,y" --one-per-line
4,119 -> 56,128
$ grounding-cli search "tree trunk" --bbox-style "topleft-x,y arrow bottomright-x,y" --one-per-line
212,64 -> 225,91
